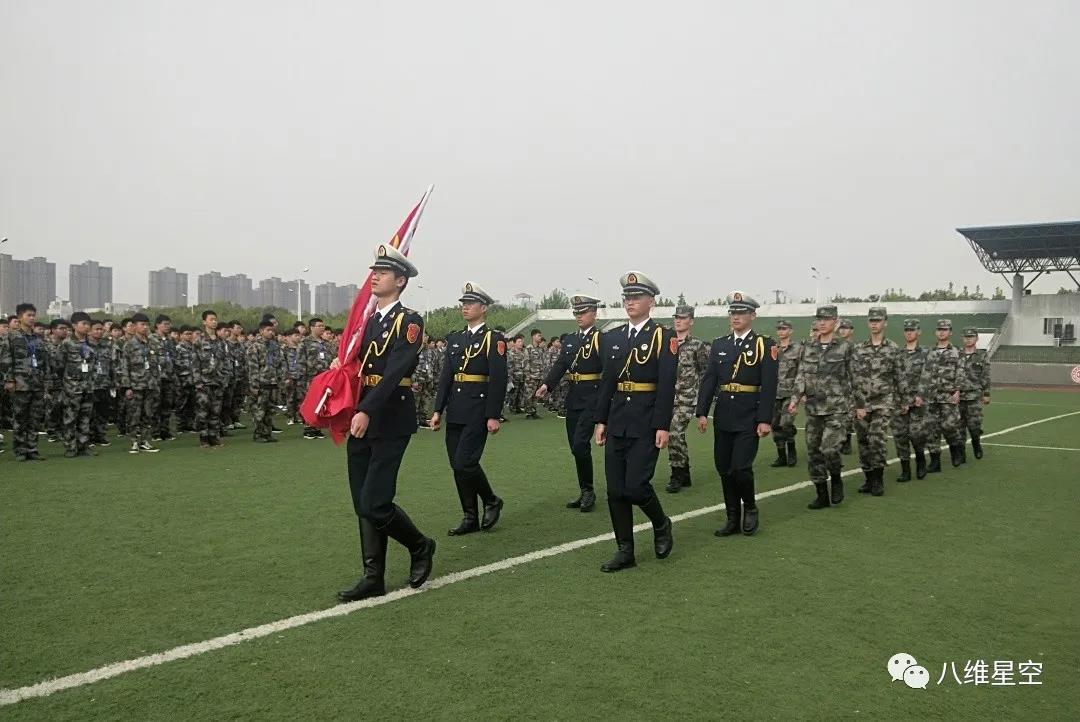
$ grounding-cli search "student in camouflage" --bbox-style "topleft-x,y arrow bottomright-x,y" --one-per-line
770,319 -> 802,468
958,328 -> 991,460
789,305 -> 853,509
88,319 -> 113,446
173,326 -> 196,432
665,306 -> 709,493
45,319 -> 70,442
300,317 -> 332,438
227,322 -> 248,431
118,313 -> 162,454
153,315 -> 177,441
851,307 -> 908,496
521,330 -> 546,418
506,335 -> 525,414
247,320 -> 284,442
892,319 -> 930,481
412,336 -> 437,428
283,327 -> 306,428
836,318 -> 855,455
4,304 -> 49,460
193,310 -> 228,448
919,319 -> 965,470
58,311 -> 98,457
216,324 -> 238,434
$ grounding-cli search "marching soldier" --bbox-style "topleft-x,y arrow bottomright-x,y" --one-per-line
594,272 -> 677,572
522,330 -> 546,418
338,244 -> 436,602
58,311 -> 98,458
412,335 -> 436,428
666,306 -> 709,493
789,305 -> 854,509
247,320 -> 284,442
118,313 -> 162,454
770,319 -> 802,468
958,328 -> 991,461
837,318 -> 855,454
431,282 -> 508,536
851,307 -> 908,496
5,304 -> 49,461
537,293 -> 604,512
696,292 -> 778,536
919,319 -> 965,470
893,319 -> 929,481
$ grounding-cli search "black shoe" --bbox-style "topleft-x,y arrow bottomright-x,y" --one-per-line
715,511 -> 741,537
76,448 -> 97,457
830,472 -> 844,505
480,497 -> 504,531
407,537 -> 436,588
770,446 -> 788,467
64,449 -> 77,458
448,517 -> 480,536
972,434 -> 983,459
338,519 -> 387,602
927,451 -> 942,473
336,576 -> 385,602
665,475 -> 683,493
840,435 -> 852,455
580,488 -> 596,513
383,507 -> 436,589
566,494 -> 583,509
897,459 -> 912,483
959,444 -> 968,464
682,466 -> 692,488
786,440 -> 798,467
807,483 -> 830,509
915,450 -> 928,479
870,469 -> 885,497
857,471 -> 872,493
600,543 -> 636,573
742,507 -> 759,536
950,444 -> 964,467
653,517 -> 673,559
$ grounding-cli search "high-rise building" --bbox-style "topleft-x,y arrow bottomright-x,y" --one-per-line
314,282 -> 358,315
257,277 -> 310,315
197,272 -> 255,307
0,253 -> 56,315
69,260 -> 113,311
149,267 -> 188,308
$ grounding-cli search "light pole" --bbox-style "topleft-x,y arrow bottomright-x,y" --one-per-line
586,276 -> 601,296
180,292 -> 193,314
415,283 -> 431,320
810,266 -> 829,306
293,267 -> 310,322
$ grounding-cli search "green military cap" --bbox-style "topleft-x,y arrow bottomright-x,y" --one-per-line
369,244 -> 419,277
868,306 -> 887,321
569,293 -> 601,314
776,319 -> 793,329
816,304 -> 838,319
903,318 -> 920,331
459,282 -> 495,305
838,318 -> 854,329
620,271 -> 659,298
726,290 -> 759,313
937,318 -> 952,331
963,327 -> 978,337
673,305 -> 694,319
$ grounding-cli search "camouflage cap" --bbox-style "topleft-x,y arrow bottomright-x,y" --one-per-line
673,305 -> 694,319
868,306 -> 887,321
903,318 -> 920,331
619,271 -> 659,298
962,327 -> 978,337
776,319 -> 793,329
816,304 -> 838,320
936,318 -> 952,330
838,318 -> 854,329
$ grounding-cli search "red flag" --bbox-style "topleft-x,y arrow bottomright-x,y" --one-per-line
300,185 -> 434,442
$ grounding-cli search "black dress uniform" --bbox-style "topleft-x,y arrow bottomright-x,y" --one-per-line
339,244 -> 436,603
594,272 -> 677,572
696,292 -> 778,536
434,283 -> 508,536
542,295 -> 604,512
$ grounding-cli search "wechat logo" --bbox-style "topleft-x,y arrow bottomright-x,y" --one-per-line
888,652 -> 929,689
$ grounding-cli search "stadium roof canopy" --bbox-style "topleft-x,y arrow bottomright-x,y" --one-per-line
957,221 -> 1080,288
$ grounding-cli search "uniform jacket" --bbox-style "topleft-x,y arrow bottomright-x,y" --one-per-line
793,337 -> 854,417
434,323 -> 509,425
543,327 -> 604,413
595,318 -> 678,438
696,329 -> 779,431
354,304 -> 424,438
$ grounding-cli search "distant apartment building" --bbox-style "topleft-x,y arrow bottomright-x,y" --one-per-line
314,282 -> 358,315
0,253 -> 56,315
69,260 -> 113,311
197,272 -> 255,307
149,267 -> 188,307
258,277 -> 310,315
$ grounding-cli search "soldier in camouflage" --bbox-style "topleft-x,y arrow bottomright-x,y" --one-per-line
413,336 -> 436,428
520,330 -> 546,418
918,319 -> 965,470
193,310 -> 229,448
283,328 -> 306,428
506,335 -> 525,414
228,322 -> 249,431
174,326 -> 196,433
88,319 -> 113,446
118,313 -> 162,453
216,323 -> 238,434
666,306 -> 710,493
770,319 -> 802,468
790,305 -> 853,509
851,307 -> 908,496
836,318 -> 855,455
153,315 -> 177,441
58,312 -> 98,457
301,317 -> 332,438
45,319 -> 70,442
247,320 -> 284,442
112,319 -> 133,435
958,327 -> 991,461
4,303 -> 49,460
892,319 -> 930,481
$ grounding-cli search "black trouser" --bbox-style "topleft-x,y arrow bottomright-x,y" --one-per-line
156,380 -> 175,437
347,434 -> 411,525
714,427 -> 761,512
445,421 -> 496,519
604,434 -> 660,505
564,406 -> 594,491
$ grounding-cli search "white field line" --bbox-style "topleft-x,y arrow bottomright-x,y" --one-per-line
982,442 -> 1080,451
3,409 -> 1079,707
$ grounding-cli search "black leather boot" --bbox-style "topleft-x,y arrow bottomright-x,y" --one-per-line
566,492 -> 584,509
950,444 -> 964,467
682,464 -> 692,488
770,445 -> 788,467
714,510 -> 741,536
807,483 -> 831,509
383,506 -> 436,589
448,474 -> 480,536
601,500 -> 637,572
870,468 -> 885,497
481,496 -> 504,531
338,519 -> 387,602
830,469 -> 844,505
742,506 -> 759,535
897,459 -> 912,482
840,434 -> 852,455
665,466 -> 685,493
579,487 -> 596,512
971,433 -> 983,459
927,451 -> 942,473
786,440 -> 798,466
915,449 -> 928,479
857,470 -> 872,494
640,496 -> 673,559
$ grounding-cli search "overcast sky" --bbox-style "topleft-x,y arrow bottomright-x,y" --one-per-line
2,0 -> 1078,309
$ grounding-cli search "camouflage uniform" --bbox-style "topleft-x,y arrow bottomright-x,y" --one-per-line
193,329 -> 229,444
5,329 -> 49,458
413,345 -> 436,425
507,345 -> 525,413
58,334 -> 97,455
247,335 -> 284,440
522,341 -> 546,416
770,331 -> 803,466
0,332 -> 11,433
45,337 -> 65,438
793,307 -> 854,507
154,332 -> 177,439
283,342 -> 306,424
837,321 -> 855,454
919,322 -> 965,468
112,336 -> 130,434
958,337 -> 991,458
118,334 -> 162,445
851,325 -> 907,494
892,337 -> 930,477
301,335 -> 332,434
174,339 -> 196,431
89,336 -> 113,443
667,334 -> 709,476
226,338 -> 247,429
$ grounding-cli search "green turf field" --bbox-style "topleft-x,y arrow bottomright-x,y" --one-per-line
3,388 -> 1078,719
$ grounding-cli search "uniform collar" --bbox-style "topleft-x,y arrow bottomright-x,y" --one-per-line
733,328 -> 753,342
467,322 -> 486,335
375,300 -> 401,323
628,318 -> 650,335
